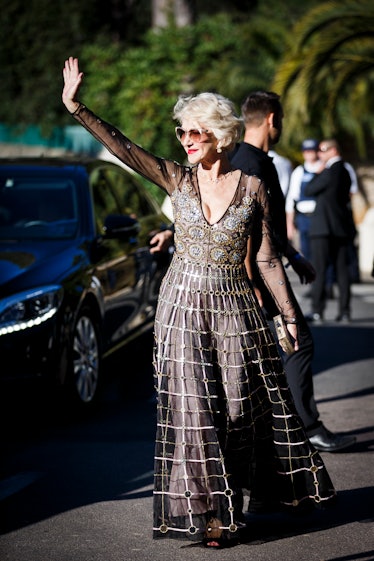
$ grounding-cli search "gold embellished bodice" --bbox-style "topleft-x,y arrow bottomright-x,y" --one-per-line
172,178 -> 256,266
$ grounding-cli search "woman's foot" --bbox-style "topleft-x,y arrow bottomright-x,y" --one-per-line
204,517 -> 223,548
203,516 -> 241,548
204,539 -> 222,548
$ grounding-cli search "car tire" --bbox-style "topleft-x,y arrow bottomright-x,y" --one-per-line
70,308 -> 101,406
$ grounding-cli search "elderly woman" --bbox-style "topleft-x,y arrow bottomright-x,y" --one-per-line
62,57 -> 336,548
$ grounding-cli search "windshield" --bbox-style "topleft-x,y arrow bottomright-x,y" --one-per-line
0,172 -> 79,240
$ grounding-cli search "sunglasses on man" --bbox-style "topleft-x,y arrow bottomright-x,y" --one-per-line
318,145 -> 334,152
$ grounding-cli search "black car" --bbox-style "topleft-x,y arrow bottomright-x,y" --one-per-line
0,156 -> 170,405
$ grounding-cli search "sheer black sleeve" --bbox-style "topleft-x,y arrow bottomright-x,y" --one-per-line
71,104 -> 184,196
251,179 -> 300,324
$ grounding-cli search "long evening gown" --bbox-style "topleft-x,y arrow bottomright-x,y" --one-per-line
73,105 -> 336,544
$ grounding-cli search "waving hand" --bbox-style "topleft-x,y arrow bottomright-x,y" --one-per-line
62,57 -> 84,114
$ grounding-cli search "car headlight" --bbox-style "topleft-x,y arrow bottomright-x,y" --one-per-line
0,285 -> 63,335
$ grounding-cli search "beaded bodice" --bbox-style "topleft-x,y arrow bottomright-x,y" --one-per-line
172,177 -> 257,267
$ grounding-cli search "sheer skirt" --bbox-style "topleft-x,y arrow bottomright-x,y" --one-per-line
152,256 -> 335,542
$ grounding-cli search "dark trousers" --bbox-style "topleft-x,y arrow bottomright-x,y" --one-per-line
259,274 -> 322,435
280,299 -> 321,435
295,213 -> 312,261
310,236 -> 351,316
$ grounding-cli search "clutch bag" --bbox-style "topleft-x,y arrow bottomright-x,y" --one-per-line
273,314 -> 295,355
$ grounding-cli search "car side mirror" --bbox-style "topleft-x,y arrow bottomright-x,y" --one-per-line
103,214 -> 140,239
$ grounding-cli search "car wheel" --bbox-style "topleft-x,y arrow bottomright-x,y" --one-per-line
71,310 -> 101,405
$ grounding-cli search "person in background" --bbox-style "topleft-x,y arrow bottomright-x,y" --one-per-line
287,140 -> 360,297
285,138 -> 323,299
62,57 -> 337,548
228,91 -> 356,454
337,159 -> 360,285
286,138 -> 321,262
268,149 -> 293,197
305,139 -> 356,324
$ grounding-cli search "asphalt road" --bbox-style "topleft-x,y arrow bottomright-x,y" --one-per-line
0,273 -> 373,561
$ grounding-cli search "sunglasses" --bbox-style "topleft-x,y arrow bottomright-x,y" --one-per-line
318,146 -> 333,152
175,127 -> 210,142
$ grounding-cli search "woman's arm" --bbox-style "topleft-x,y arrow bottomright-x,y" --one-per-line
62,57 -> 181,195
253,181 -> 300,350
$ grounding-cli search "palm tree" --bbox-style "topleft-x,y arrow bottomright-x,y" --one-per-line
272,0 -> 374,160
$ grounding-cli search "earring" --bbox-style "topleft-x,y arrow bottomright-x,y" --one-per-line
217,146 -> 222,153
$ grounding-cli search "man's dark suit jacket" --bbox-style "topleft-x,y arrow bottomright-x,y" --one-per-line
304,160 -> 354,239
229,142 -> 288,254
229,142 -> 288,317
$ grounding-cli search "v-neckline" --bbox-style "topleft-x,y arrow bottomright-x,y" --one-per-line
195,169 -> 242,226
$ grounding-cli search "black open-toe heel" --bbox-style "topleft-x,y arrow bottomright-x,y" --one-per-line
203,517 -> 224,548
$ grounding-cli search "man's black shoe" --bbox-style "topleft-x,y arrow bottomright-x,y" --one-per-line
305,312 -> 323,324
309,428 -> 356,452
335,313 -> 351,323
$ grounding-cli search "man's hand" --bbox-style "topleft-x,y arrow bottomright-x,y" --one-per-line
149,229 -> 174,254
289,253 -> 316,284
285,242 -> 316,284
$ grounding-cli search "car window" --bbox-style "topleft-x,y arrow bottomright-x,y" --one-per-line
0,174 -> 78,239
91,168 -> 122,234
105,168 -> 155,218
91,166 -> 156,234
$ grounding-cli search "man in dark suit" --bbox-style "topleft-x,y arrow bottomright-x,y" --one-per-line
305,139 -> 355,323
229,92 -> 356,453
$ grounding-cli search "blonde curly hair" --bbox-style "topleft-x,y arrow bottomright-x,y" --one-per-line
173,92 -> 243,152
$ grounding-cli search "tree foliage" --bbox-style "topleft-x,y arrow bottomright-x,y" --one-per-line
0,0 -> 151,132
1,0 -> 373,164
79,12 -> 289,162
0,0 -> 318,136
272,0 -> 374,159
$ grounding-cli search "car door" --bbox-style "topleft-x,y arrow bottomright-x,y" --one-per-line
90,164 -> 166,352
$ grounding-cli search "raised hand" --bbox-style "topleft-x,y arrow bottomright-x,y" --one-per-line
62,56 -> 84,114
